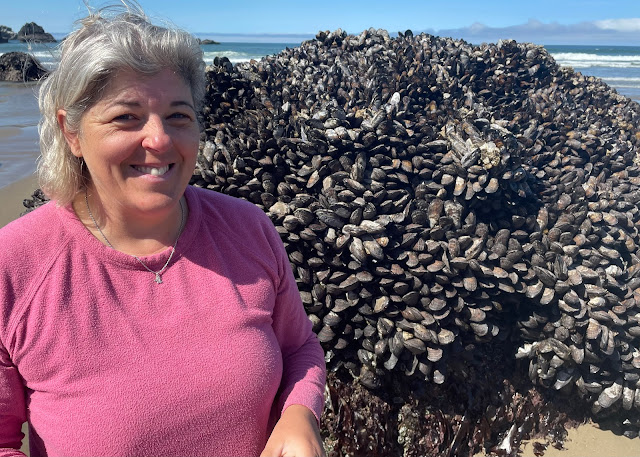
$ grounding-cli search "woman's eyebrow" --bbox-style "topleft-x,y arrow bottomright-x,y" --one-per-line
170,100 -> 196,111
104,98 -> 141,109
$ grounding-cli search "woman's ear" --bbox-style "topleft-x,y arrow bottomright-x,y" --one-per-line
57,109 -> 82,158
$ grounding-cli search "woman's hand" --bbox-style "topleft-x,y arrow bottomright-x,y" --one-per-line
260,404 -> 326,457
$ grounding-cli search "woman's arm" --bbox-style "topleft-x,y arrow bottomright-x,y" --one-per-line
261,214 -> 327,456
0,346 -> 28,457
261,404 -> 325,457
263,288 -> 326,456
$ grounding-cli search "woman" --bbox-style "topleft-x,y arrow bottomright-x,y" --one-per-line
0,4 -> 326,457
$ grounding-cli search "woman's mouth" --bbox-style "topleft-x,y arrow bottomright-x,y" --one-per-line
133,164 -> 171,176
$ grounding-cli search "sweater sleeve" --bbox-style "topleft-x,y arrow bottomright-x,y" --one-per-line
266,219 -> 326,424
0,344 -> 27,457
0,217 -> 30,457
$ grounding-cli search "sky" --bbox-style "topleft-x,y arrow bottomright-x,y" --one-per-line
3,0 -> 640,45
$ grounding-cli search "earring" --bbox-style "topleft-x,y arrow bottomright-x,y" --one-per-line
78,157 -> 88,187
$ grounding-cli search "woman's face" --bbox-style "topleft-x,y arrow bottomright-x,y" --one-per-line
60,68 -> 200,218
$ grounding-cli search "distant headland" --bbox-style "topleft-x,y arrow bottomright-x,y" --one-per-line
0,22 -> 56,43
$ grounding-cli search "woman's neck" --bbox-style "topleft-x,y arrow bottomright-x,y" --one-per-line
73,189 -> 187,257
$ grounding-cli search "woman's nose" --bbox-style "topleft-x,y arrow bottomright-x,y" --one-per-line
141,116 -> 171,152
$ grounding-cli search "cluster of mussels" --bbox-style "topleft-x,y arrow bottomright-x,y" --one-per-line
192,29 -> 640,445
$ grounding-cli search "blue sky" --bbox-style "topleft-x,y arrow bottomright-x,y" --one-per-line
4,0 -> 640,44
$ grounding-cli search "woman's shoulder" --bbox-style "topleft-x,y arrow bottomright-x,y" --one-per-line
187,185 -> 281,248
0,202 -> 69,269
1,202 -> 54,239
189,185 -> 273,225
0,202 -> 72,323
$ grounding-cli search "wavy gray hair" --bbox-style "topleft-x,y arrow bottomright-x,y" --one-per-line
37,2 -> 206,205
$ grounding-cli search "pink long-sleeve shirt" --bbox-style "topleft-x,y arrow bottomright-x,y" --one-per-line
0,185 -> 326,457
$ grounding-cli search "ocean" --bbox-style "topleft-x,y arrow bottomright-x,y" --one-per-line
1,38 -> 639,189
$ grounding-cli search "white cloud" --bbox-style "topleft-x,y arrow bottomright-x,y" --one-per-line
468,22 -> 487,33
428,19 -> 640,45
522,19 -> 545,30
594,18 -> 640,32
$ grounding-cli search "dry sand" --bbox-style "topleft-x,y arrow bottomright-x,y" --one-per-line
20,422 -> 28,456
2,179 -> 638,456
520,423 -> 639,456
472,423 -> 639,457
0,173 -> 38,229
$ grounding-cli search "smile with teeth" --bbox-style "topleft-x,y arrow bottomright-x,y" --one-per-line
133,164 -> 171,176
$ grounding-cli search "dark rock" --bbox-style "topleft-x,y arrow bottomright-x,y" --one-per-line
17,22 -> 56,43
0,52 -> 48,82
0,25 -> 18,41
198,39 -> 220,45
190,28 -> 640,446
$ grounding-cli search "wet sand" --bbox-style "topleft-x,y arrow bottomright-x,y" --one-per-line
0,129 -> 39,190
0,81 -> 40,190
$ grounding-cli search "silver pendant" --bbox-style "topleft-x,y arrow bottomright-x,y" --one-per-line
154,273 -> 163,284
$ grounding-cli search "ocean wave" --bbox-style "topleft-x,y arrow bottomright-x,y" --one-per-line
601,76 -> 640,83
202,50 -> 259,64
551,52 -> 640,69
0,49 -> 59,70
30,50 -> 58,59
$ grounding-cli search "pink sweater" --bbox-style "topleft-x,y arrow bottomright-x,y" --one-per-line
0,186 -> 326,457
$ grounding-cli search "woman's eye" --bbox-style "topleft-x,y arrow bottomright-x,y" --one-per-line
169,112 -> 191,120
113,113 -> 136,121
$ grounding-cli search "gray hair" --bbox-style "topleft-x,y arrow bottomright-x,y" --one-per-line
37,2 -> 206,205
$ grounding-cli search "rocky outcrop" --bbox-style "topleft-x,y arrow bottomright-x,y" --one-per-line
17,22 -> 56,43
0,25 -> 18,42
0,51 -> 48,81
198,38 -> 220,45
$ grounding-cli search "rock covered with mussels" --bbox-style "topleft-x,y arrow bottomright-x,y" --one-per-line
191,28 -> 640,437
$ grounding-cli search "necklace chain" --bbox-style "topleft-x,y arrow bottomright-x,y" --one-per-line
85,191 -> 185,284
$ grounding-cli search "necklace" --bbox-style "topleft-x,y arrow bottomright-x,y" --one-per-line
85,191 -> 185,284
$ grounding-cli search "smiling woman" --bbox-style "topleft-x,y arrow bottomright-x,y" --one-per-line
58,68 -> 201,254
0,2 -> 326,457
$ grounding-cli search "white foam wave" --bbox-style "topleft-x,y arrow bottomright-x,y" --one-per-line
607,83 -> 640,89
552,52 -> 640,63
601,76 -> 640,83
551,52 -> 640,69
0,50 -> 59,70
203,50 -> 258,64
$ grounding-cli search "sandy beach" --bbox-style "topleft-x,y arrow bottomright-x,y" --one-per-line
0,81 -> 40,190
0,173 -> 38,229
520,424 -> 639,457
472,424 -> 639,456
